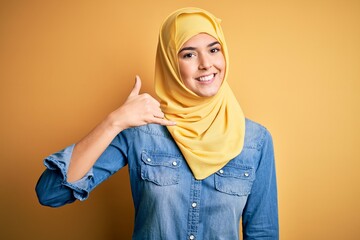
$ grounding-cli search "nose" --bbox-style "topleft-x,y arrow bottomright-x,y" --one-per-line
198,54 -> 212,70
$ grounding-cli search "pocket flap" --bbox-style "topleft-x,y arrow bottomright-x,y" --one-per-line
216,164 -> 255,181
215,164 -> 255,196
141,151 -> 181,168
140,151 -> 181,186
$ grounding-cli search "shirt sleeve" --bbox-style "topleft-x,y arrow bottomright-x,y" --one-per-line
35,131 -> 131,207
242,129 -> 279,239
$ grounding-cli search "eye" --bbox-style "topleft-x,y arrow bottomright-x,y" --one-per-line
181,52 -> 196,59
210,47 -> 220,53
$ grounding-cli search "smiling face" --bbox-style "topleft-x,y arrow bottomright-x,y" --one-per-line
177,33 -> 226,97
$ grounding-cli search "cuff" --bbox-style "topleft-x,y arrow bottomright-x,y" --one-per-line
44,144 -> 94,201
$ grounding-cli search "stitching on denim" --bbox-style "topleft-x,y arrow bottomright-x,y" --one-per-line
137,125 -> 172,138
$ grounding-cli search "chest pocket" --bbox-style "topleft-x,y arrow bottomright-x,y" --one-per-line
215,164 -> 255,196
140,151 -> 181,186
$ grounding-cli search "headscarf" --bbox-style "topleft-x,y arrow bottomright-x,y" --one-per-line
155,7 -> 245,180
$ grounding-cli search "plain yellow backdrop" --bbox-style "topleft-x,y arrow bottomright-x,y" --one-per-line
1,0 -> 359,239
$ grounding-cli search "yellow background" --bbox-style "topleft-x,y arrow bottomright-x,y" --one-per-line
1,0 -> 359,239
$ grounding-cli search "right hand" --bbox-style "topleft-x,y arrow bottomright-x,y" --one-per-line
108,75 -> 176,132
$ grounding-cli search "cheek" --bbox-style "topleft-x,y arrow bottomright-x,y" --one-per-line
179,61 -> 193,80
219,55 -> 226,71
178,60 -> 185,78
216,58 -> 226,75
219,58 -> 226,79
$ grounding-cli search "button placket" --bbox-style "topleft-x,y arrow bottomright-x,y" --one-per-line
187,178 -> 201,240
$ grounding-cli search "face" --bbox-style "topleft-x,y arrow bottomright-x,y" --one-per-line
178,33 -> 226,97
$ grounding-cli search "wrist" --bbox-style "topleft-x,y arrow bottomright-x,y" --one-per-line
104,111 -> 126,134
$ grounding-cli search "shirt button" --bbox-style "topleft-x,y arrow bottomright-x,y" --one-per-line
191,202 -> 197,208
219,169 -> 224,174
172,161 -> 177,166
146,158 -> 151,162
244,172 -> 249,177
189,235 -> 195,240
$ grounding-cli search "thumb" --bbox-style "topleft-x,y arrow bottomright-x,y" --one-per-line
129,75 -> 142,97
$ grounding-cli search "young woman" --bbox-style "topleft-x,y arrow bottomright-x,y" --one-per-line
36,7 -> 279,239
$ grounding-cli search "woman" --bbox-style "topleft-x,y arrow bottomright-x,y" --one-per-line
36,7 -> 279,239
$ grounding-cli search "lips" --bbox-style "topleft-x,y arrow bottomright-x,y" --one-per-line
196,73 -> 216,82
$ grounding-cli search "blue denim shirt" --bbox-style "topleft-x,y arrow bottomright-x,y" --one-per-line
36,118 -> 278,239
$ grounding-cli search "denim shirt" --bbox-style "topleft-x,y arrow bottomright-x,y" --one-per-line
36,118 -> 279,240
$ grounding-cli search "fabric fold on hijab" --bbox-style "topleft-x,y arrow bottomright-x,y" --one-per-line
155,7 -> 246,180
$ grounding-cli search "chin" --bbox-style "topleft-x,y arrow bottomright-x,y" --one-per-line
197,90 -> 219,97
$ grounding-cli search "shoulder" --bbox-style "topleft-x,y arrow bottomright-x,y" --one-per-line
244,118 -> 272,151
227,118 -> 273,173
135,123 -> 172,138
121,124 -> 181,157
121,123 -> 172,138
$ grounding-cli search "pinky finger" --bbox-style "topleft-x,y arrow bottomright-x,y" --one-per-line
153,118 -> 176,126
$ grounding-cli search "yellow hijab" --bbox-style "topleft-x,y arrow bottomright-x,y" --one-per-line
155,7 -> 245,180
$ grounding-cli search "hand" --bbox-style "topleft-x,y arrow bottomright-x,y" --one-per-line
108,75 -> 176,132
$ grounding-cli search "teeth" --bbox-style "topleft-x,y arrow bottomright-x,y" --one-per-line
199,74 -> 214,82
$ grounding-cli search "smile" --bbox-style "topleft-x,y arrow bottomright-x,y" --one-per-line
196,73 -> 216,82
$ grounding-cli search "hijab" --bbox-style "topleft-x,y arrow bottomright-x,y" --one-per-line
155,7 -> 245,180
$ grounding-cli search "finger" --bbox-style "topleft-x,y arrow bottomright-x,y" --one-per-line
129,75 -> 142,97
150,97 -> 161,107
143,107 -> 163,120
140,93 -> 161,107
153,109 -> 165,119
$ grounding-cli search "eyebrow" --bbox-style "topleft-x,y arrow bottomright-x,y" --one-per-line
178,41 -> 220,54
